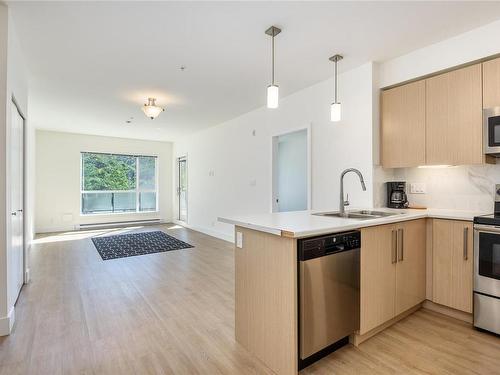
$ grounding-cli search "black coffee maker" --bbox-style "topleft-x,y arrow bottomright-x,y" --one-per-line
386,181 -> 409,209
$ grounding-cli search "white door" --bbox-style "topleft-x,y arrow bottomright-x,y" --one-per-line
177,157 -> 187,222
272,129 -> 309,212
9,100 -> 24,307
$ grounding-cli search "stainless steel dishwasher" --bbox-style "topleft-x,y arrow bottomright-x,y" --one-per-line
298,230 -> 360,368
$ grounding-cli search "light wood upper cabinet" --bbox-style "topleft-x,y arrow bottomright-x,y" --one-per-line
395,219 -> 426,315
432,219 -> 473,313
381,62 -> 487,168
483,57 -> 500,108
381,81 -> 426,168
360,219 -> 426,334
426,64 -> 483,166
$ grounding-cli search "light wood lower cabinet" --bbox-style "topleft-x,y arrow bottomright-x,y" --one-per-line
395,219 -> 427,315
360,219 -> 426,334
432,219 -> 473,313
360,223 -> 396,334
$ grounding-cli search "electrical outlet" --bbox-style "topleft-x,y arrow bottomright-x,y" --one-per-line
410,183 -> 426,194
236,232 -> 243,248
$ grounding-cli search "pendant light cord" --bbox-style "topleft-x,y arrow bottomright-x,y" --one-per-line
334,60 -> 338,103
272,34 -> 275,85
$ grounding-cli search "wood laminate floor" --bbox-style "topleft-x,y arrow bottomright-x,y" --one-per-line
0,224 -> 499,375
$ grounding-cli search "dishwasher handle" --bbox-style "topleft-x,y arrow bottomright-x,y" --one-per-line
324,243 -> 346,254
298,231 -> 361,261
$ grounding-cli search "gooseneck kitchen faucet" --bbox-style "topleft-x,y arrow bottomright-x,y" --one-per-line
339,168 -> 367,216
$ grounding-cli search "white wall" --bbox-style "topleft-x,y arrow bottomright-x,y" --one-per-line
379,18 -> 500,88
0,3 -> 30,335
35,130 -> 173,233
174,17 -> 500,241
174,62 -> 376,241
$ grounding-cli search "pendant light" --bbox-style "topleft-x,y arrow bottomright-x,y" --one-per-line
142,98 -> 164,120
329,54 -> 343,122
265,26 -> 281,109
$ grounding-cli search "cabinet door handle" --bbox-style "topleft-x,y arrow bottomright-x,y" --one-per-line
397,228 -> 404,262
463,227 -> 468,260
391,229 -> 397,264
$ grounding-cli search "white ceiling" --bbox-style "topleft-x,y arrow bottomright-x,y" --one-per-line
10,1 -> 500,142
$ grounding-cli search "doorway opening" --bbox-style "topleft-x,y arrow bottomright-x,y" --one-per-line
177,156 -> 188,222
272,127 -> 311,213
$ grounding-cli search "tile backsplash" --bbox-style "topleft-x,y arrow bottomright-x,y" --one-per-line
374,164 -> 500,213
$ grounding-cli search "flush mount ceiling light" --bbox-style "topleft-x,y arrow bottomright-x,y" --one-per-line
142,98 -> 164,120
265,25 -> 281,109
329,54 -> 343,122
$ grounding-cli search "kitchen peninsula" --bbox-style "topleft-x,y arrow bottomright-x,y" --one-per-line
219,208 -> 487,375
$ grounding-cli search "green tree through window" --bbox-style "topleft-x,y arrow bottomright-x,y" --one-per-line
83,153 -> 136,190
81,152 -> 157,214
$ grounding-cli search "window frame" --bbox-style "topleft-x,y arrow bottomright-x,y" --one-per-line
80,151 -> 159,216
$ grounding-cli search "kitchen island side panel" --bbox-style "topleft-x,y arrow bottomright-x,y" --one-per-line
234,226 -> 298,375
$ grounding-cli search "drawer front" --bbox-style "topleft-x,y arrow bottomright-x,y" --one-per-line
474,293 -> 500,335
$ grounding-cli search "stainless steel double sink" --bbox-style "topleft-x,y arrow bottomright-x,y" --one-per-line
312,210 -> 404,220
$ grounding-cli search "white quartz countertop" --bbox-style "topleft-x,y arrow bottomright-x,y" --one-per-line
218,208 -> 490,238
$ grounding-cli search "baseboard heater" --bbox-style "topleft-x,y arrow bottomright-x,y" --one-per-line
77,219 -> 163,230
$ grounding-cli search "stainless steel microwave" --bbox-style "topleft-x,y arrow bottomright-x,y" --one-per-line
484,107 -> 500,155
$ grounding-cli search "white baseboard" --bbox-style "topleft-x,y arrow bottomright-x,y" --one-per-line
0,306 -> 15,336
77,219 -> 163,230
36,219 -> 167,234
37,220 -> 235,243
172,220 -> 234,243
35,225 -> 76,234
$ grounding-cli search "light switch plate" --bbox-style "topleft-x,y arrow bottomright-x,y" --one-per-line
236,232 -> 243,248
410,183 -> 426,194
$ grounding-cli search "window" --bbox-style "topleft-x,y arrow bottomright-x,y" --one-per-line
81,152 -> 158,214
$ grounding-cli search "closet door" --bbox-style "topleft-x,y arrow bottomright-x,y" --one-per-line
9,101 -> 24,307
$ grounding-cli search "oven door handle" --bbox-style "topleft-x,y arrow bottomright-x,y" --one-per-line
474,224 -> 500,234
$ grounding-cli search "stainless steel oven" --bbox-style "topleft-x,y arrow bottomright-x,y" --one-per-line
484,107 -> 500,156
473,224 -> 500,334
